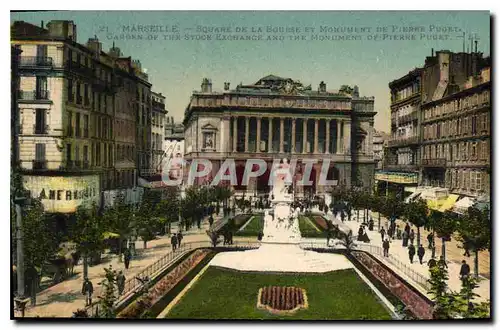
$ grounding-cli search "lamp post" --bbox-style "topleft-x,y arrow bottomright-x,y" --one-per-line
14,196 -> 31,317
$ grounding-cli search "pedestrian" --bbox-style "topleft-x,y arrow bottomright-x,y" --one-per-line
380,227 -> 386,242
177,231 -> 183,247
171,233 -> 178,252
117,271 -> 126,296
463,241 -> 471,257
427,257 -> 437,268
459,260 -> 471,282
409,229 -> 415,245
209,215 -> 214,227
357,225 -> 364,241
368,218 -> 374,231
404,223 -> 410,236
387,226 -> 393,241
340,211 -> 345,223
408,244 -> 416,264
258,231 -> 263,241
396,226 -> 402,240
382,239 -> 390,257
402,229 -> 409,247
123,248 -> 131,269
438,255 -> 448,269
81,277 -> 94,306
417,244 -> 425,264
390,222 -> 396,239
427,232 -> 434,249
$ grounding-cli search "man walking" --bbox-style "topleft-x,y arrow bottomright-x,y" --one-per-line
171,233 -> 178,252
177,231 -> 183,247
380,227 -> 386,242
82,277 -> 94,306
123,248 -> 132,270
459,260 -> 471,282
408,244 -> 416,264
417,244 -> 425,264
427,257 -> 437,269
117,271 -> 126,296
427,232 -> 434,249
409,229 -> 415,246
402,229 -> 409,247
382,239 -> 390,257
438,255 -> 448,269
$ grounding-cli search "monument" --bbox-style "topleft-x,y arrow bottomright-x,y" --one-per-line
210,159 -> 353,273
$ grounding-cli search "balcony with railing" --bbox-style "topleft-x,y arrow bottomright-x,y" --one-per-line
383,163 -> 419,171
19,56 -> 53,67
68,61 -> 94,77
421,158 -> 447,167
18,90 -> 50,101
387,135 -> 419,147
32,160 -> 47,170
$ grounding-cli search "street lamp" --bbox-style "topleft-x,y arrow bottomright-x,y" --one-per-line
13,196 -> 31,317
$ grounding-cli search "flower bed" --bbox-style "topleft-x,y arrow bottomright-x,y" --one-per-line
257,286 -> 308,315
118,249 -> 210,318
312,215 -> 329,231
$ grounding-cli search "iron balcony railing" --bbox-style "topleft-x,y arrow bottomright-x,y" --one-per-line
387,135 -> 419,147
33,124 -> 49,135
421,158 -> 447,167
18,90 -> 50,101
19,56 -> 53,67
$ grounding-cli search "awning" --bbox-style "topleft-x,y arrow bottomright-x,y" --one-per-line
405,191 -> 421,203
438,194 -> 459,212
453,197 -> 475,214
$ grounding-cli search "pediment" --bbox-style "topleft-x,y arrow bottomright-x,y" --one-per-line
201,123 -> 218,131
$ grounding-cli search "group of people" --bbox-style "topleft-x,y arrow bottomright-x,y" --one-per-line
357,224 -> 371,243
81,269 -> 128,307
170,232 -> 184,252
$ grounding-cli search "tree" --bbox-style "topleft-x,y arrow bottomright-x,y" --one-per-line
403,198 -> 428,247
104,195 -> 134,261
432,211 -> 456,262
16,198 -> 59,305
71,203 -> 107,280
335,231 -> 357,252
98,265 -> 118,318
381,193 -> 404,228
427,264 -> 454,319
456,206 -> 490,278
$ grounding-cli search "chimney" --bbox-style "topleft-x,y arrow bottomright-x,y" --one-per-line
109,41 -> 122,57
318,81 -> 326,93
224,82 -> 230,91
41,21 -> 44,28
46,20 -> 77,41
201,78 -> 212,93
86,37 -> 102,55
431,48 -> 434,56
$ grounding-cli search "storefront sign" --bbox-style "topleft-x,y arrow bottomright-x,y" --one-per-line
23,175 -> 100,213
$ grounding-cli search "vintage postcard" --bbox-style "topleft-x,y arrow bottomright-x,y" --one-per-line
10,10 -> 491,321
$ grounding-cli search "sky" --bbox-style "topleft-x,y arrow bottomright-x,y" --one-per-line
10,11 -> 490,133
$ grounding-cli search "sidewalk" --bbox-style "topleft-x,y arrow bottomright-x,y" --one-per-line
19,218 -> 215,318
341,217 -> 490,302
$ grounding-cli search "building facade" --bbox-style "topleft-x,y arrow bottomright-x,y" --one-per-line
373,130 -> 389,170
11,20 -> 153,213
420,67 -> 490,198
151,92 -> 167,174
182,75 -> 376,197
164,117 -> 185,181
378,50 -> 489,198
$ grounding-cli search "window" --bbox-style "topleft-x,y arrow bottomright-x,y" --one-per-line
37,45 -> 48,58
76,82 -> 81,104
471,142 -> 477,159
83,145 -> 88,164
35,109 -> 47,134
83,115 -> 89,138
84,84 -> 89,105
34,143 -> 46,169
75,113 -> 81,137
75,145 -> 80,162
67,78 -> 74,102
470,171 -> 476,190
66,143 -> 72,162
67,112 -> 73,136
476,172 -> 482,191
36,76 -> 48,99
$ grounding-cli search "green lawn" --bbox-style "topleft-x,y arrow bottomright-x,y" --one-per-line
235,215 -> 263,236
164,266 -> 392,320
298,215 -> 326,238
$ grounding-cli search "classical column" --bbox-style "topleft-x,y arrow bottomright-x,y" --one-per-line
325,119 -> 330,154
256,117 -> 261,152
232,117 -> 238,152
291,119 -> 296,153
279,117 -> 284,153
344,120 -> 351,155
314,119 -> 319,154
244,117 -> 249,152
268,117 -> 273,153
303,119 -> 307,153
337,120 -> 343,154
